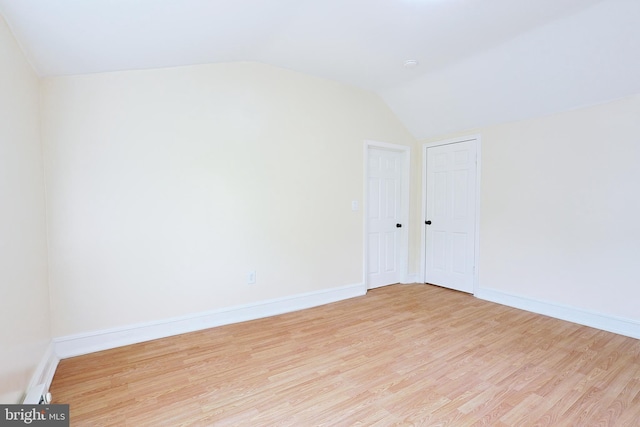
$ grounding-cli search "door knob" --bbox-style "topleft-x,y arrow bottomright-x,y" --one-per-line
425,220 -> 432,225
396,223 -> 402,228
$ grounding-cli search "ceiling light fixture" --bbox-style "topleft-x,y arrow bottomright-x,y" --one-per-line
403,59 -> 419,69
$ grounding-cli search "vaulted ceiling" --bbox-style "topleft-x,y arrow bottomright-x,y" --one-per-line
1,0 -> 638,138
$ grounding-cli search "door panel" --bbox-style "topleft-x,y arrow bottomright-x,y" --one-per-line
367,147 -> 404,288
425,140 -> 477,293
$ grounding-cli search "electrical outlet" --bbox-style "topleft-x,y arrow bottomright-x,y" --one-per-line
247,270 -> 256,285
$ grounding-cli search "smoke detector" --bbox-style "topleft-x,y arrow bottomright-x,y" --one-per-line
403,59 -> 419,69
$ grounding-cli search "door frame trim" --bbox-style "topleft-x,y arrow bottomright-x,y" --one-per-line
363,140 -> 411,289
421,135 -> 482,294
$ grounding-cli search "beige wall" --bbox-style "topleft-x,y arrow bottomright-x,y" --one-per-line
0,16 -> 51,403
41,62 -> 416,337
423,94 -> 640,321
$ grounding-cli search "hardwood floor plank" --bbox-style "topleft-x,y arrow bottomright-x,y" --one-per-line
50,284 -> 640,426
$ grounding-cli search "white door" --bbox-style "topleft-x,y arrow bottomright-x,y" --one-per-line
424,139 -> 477,293
367,147 -> 405,289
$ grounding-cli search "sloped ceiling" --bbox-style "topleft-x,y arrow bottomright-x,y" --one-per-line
1,0 -> 638,139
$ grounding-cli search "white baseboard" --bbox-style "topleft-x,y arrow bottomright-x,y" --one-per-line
402,274 -> 421,284
54,283 -> 366,359
23,343 -> 59,404
476,287 -> 640,340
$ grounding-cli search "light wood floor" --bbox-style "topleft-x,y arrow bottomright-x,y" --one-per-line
50,284 -> 640,426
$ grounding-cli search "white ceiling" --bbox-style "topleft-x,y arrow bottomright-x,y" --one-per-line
2,0 -> 638,139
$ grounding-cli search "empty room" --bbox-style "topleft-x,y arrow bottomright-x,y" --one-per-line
1,0 -> 639,425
